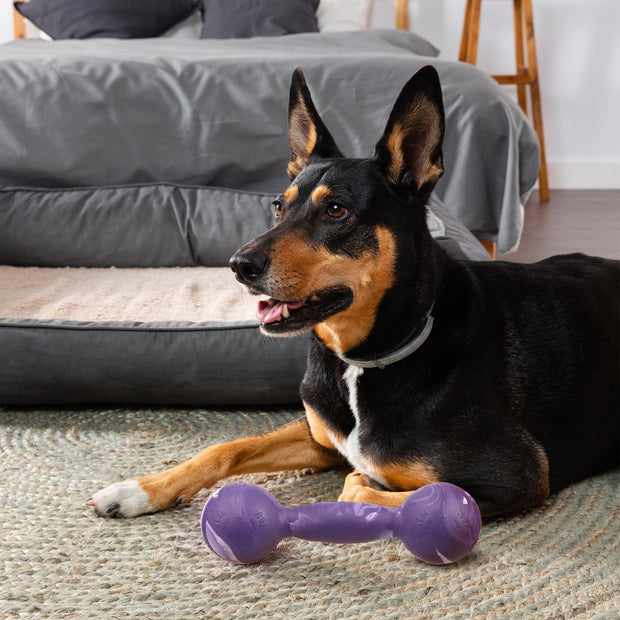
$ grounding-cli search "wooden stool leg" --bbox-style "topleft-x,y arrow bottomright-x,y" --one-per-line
513,0 -> 528,114
459,0 -> 549,253
460,0 -> 483,64
14,8 -> 27,39
459,0 -> 474,61
522,0 -> 549,201
479,238 -> 497,260
460,0 -> 497,259
395,0 -> 409,31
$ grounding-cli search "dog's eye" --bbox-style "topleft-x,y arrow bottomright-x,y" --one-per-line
326,204 -> 348,219
272,200 -> 283,218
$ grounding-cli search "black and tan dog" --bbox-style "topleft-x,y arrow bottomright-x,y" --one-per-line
90,66 -> 619,519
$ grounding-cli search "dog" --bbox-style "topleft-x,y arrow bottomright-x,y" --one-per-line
89,66 -> 619,519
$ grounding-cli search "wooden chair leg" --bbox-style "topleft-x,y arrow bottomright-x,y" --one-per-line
522,0 -> 549,201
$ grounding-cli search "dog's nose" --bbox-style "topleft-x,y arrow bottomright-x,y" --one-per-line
229,252 -> 269,284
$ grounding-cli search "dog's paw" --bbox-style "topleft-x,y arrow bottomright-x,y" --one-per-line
87,480 -> 155,518
338,471 -> 376,503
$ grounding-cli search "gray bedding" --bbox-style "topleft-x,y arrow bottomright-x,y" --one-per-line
0,29 -> 538,253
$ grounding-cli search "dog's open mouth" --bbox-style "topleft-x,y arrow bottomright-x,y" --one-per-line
256,287 -> 353,334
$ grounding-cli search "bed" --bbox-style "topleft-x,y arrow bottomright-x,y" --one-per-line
0,0 -> 539,406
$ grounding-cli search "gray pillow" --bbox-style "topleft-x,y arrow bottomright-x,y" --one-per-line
201,0 -> 319,39
14,0 -> 200,39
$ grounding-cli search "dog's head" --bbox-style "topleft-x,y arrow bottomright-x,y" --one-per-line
230,66 -> 445,355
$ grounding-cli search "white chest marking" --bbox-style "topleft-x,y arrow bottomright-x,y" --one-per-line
328,364 -> 389,488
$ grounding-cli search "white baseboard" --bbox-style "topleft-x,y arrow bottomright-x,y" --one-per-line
547,160 -> 620,190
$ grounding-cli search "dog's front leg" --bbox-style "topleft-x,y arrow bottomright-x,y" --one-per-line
89,417 -> 342,518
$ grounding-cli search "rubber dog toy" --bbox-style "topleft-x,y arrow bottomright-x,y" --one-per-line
201,481 -> 481,564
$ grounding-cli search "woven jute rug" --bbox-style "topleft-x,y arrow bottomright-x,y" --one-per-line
1,407 -> 618,619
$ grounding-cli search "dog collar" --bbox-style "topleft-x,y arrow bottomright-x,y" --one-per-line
336,311 -> 434,370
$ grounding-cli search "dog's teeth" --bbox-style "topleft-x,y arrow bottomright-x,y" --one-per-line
310,294 -> 319,302
282,304 -> 290,319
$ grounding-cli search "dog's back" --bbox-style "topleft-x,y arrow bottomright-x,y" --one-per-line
457,253 -> 619,491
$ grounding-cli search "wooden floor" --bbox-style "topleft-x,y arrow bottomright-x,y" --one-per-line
500,190 -> 620,263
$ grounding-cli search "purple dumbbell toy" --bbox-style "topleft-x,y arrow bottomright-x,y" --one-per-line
201,481 -> 481,565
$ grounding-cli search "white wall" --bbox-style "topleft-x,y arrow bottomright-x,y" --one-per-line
1,0 -> 619,188
404,0 -> 620,189
0,2 -> 12,42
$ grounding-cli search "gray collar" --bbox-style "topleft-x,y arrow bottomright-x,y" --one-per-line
336,311 -> 434,370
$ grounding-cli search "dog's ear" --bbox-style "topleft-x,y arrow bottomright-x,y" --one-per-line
288,68 -> 343,180
374,65 -> 445,191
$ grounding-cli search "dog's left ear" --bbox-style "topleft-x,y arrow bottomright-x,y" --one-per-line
288,68 -> 343,180
374,65 -> 445,191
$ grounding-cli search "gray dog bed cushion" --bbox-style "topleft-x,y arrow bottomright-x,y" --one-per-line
0,264 -> 308,406
0,267 -> 304,406
0,186 -> 488,406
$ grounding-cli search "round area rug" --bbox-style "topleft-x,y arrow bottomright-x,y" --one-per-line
1,407 -> 618,618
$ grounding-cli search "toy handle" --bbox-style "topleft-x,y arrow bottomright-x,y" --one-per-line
286,502 -> 395,544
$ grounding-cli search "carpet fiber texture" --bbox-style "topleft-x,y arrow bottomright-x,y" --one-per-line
1,407 -> 618,618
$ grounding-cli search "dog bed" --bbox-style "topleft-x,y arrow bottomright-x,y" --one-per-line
0,265 -> 305,405
0,186 -> 488,405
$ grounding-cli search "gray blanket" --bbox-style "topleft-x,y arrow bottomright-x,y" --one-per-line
0,30 -> 538,254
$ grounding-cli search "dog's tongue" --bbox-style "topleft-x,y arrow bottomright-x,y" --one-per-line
257,298 -> 306,323
257,299 -> 283,324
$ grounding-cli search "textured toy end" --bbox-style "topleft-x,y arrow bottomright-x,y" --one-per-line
201,481 -> 481,565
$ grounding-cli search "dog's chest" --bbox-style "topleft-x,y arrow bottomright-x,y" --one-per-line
327,364 -> 389,487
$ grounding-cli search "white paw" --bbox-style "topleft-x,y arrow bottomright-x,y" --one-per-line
88,480 -> 155,518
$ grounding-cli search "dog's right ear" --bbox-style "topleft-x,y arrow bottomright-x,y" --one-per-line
288,68 -> 343,180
